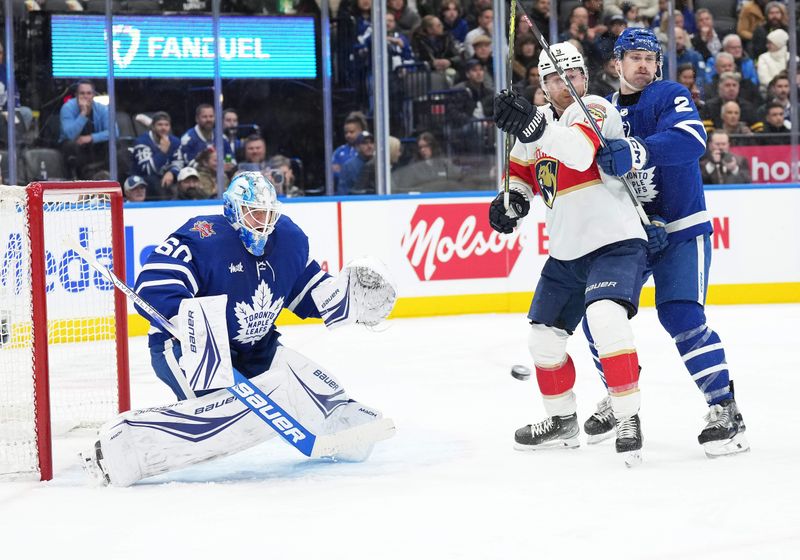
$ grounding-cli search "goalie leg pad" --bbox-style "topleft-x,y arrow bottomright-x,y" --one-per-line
90,346 -> 384,485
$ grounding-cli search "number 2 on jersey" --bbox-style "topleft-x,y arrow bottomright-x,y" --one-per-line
674,96 -> 692,113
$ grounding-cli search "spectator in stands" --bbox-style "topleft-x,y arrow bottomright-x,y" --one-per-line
532,86 -> 547,106
651,0 -> 695,34
387,0 -> 420,36
527,0 -> 551,37
590,57 -> 621,98
331,111 -> 367,186
358,136 -> 402,194
737,0 -> 767,52
465,35 -> 494,87
439,1 -> 469,47
662,27 -> 706,90
714,34 -> 759,91
222,108 -> 242,169
352,0 -> 373,73
267,154 -> 302,197
691,8 -> 721,61
386,12 -> 415,70
0,42 -> 33,132
463,0 -> 491,29
451,58 -> 494,132
192,148 -> 219,199
677,63 -> 705,109
702,72 -> 758,131
754,101 -> 791,144
519,62 -> 541,98
464,7 -> 492,58
751,1 -> 788,59
704,53 -> 760,104
760,73 -> 791,122
412,15 -> 461,85
756,29 -> 789,95
594,14 -> 627,64
700,130 -> 751,184
654,8 -> 684,50
130,111 -> 180,200
59,80 -> 114,180
512,35 -> 538,84
559,6 -> 598,69
392,131 -> 463,192
174,167 -> 207,200
237,134 -> 269,173
720,100 -> 754,136
338,131 -> 375,195
582,0 -> 608,37
175,103 -> 234,170
123,175 -> 147,203
620,2 -> 644,28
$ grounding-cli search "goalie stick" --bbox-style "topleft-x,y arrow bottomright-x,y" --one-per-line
65,236 -> 396,459
511,0 -> 650,226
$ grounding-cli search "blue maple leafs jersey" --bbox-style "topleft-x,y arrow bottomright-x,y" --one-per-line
610,80 -> 713,242
134,214 -> 331,377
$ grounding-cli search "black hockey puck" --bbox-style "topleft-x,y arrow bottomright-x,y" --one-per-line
510,365 -> 531,380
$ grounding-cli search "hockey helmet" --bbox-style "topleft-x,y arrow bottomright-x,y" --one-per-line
538,42 -> 588,81
613,27 -> 663,80
223,171 -> 281,257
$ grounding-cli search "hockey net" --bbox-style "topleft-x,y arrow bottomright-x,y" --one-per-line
0,182 -> 129,481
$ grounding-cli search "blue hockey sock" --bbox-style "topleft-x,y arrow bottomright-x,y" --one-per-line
657,301 -> 732,405
581,316 -> 608,388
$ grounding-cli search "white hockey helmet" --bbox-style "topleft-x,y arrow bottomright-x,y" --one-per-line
223,171 -> 281,257
538,41 -> 588,81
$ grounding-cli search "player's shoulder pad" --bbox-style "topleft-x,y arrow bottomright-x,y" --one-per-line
565,95 -> 616,129
647,80 -> 693,103
177,214 -> 232,244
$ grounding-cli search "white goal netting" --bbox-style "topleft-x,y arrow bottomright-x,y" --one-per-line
0,185 -> 123,478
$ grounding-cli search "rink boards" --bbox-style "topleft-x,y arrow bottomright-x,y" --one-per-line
118,184 -> 799,334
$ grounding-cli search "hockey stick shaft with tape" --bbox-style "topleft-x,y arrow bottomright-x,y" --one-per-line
502,0 -> 517,210
511,0 -> 649,225
65,236 -> 395,459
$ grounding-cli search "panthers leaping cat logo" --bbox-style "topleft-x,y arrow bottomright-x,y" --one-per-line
535,157 -> 559,208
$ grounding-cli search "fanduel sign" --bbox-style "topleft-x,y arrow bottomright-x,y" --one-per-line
51,15 -> 316,79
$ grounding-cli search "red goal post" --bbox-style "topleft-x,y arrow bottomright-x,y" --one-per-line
0,181 -> 130,481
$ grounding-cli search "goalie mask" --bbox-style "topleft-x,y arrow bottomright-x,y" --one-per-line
223,172 -> 281,257
538,42 -> 588,103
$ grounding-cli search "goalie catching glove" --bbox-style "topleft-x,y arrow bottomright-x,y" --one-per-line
311,257 -> 397,329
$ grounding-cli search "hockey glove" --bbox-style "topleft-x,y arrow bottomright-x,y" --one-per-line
644,215 -> 668,257
493,90 -> 546,143
596,137 -> 649,176
489,189 -> 530,234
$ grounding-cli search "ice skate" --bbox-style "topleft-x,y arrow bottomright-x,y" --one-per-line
514,413 -> 580,451
698,399 -> 749,458
615,414 -> 642,467
79,440 -> 110,486
583,395 -> 615,444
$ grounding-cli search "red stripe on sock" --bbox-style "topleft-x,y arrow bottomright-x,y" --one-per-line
602,352 -> 640,393
535,355 -> 576,396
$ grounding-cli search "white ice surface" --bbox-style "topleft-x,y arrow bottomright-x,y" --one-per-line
1,305 -> 799,559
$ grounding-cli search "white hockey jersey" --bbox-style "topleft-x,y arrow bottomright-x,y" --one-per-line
508,94 -> 645,261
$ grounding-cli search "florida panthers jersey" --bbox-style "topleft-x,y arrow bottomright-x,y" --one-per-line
134,214 -> 330,376
609,80 -> 712,242
508,94 -> 645,261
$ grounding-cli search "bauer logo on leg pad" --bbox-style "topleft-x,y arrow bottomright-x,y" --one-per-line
230,380 -> 310,447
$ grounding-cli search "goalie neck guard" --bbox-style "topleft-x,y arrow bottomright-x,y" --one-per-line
223,171 -> 282,257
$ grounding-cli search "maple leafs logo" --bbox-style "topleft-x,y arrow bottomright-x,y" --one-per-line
233,281 -> 284,345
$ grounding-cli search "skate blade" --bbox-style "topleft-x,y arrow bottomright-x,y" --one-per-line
514,436 -> 580,452
586,430 -> 615,445
623,450 -> 642,468
703,432 -> 750,458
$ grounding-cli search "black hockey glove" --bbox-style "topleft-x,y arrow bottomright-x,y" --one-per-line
493,90 -> 546,143
489,190 -> 530,234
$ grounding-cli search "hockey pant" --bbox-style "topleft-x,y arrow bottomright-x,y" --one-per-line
94,346 -> 382,486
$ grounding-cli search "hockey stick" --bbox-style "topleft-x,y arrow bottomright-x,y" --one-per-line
512,0 -> 650,226
65,236 -> 396,459
502,0 -> 517,210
